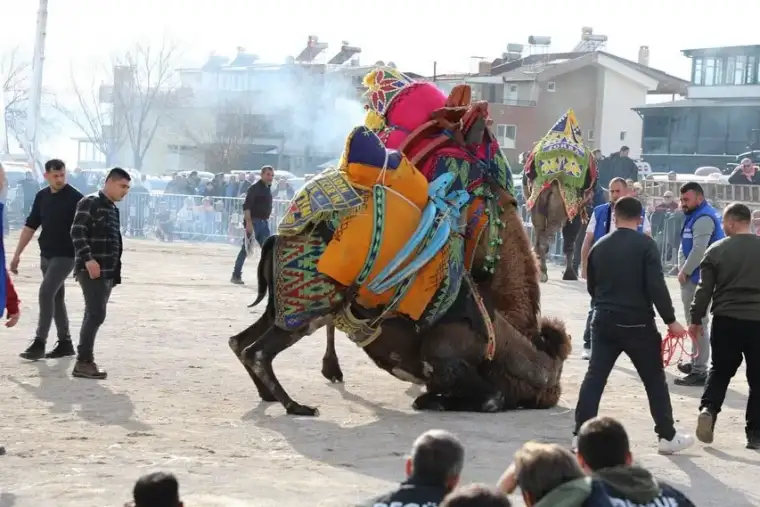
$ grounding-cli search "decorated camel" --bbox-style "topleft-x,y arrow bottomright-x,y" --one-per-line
522,110 -> 597,282
228,68 -> 571,416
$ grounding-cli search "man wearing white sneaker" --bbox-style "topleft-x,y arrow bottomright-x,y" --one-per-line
573,196 -> 695,455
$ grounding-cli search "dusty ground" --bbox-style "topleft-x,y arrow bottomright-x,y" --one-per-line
0,235 -> 757,507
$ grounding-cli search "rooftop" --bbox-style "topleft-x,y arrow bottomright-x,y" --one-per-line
633,98 -> 760,110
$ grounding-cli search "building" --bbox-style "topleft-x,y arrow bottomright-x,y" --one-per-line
634,45 -> 760,173
430,29 -> 688,168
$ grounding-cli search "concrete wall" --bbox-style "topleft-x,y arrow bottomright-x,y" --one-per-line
598,67 -> 648,158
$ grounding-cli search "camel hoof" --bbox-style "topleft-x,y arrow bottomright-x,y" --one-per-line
480,393 -> 505,413
321,358 -> 344,384
540,272 -> 549,283
286,403 -> 319,416
562,269 -> 578,281
412,393 -> 446,412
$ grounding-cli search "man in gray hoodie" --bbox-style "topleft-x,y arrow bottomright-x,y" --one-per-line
576,416 -> 695,507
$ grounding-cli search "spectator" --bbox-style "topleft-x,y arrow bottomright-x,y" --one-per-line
226,173 -> 246,198
655,191 -> 678,212
140,174 -> 152,192
441,485 -> 511,507
19,171 -> 41,216
497,442 -> 612,507
753,210 -> 760,236
576,417 -> 695,506
728,158 -> 760,185
273,177 -> 295,200
68,167 -> 87,193
357,429 -> 464,507
156,203 -> 175,242
231,165 -> 273,284
240,172 -> 255,195
186,171 -> 201,194
596,146 -> 639,191
132,471 -> 183,507
667,171 -> 678,182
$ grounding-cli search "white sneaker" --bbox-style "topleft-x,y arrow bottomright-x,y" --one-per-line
658,433 -> 695,455
581,348 -> 591,360
571,436 -> 578,451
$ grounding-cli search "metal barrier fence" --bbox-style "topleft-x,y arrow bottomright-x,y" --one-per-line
642,180 -> 760,212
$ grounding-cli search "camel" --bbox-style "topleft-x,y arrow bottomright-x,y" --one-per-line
227,70 -> 570,416
522,110 -> 597,283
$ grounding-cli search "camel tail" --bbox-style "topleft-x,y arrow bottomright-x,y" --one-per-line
248,235 -> 277,308
538,315 -> 572,361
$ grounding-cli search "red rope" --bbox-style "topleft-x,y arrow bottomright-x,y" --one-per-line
661,330 -> 699,367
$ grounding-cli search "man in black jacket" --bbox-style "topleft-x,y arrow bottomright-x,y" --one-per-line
231,165 -> 273,284
574,196 -> 694,454
596,146 -> 639,191
357,429 -> 464,507
576,416 -> 695,506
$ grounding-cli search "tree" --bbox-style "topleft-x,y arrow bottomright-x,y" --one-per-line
111,40 -> 181,170
181,95 -> 258,173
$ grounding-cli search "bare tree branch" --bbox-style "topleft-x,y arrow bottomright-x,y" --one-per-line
111,39 -> 181,170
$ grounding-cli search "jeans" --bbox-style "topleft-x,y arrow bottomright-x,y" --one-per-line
700,315 -> 760,437
574,309 -> 676,440
232,219 -> 271,279
681,281 -> 710,373
582,300 -> 593,349
34,257 -> 75,343
76,274 -> 114,362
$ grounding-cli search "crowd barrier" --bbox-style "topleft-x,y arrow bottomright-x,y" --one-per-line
642,180 -> 760,211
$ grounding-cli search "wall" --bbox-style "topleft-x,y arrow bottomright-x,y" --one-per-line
490,103 -> 538,168
598,67 -> 648,158
688,84 -> 760,100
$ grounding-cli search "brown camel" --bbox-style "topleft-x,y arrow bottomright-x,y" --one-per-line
229,184 -> 571,415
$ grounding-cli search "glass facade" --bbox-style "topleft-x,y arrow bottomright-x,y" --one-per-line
691,51 -> 760,86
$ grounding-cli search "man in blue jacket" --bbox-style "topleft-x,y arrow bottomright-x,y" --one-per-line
578,177 -> 651,359
675,181 -> 725,387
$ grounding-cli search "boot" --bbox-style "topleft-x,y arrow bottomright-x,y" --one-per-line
19,340 -> 46,361
45,339 -> 75,358
696,407 -> 717,444
72,360 -> 107,380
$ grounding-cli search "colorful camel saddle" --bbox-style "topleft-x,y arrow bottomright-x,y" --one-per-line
524,109 -> 596,218
274,126 -> 469,334
361,67 -> 514,276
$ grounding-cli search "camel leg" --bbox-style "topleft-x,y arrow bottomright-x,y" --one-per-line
241,325 -> 318,416
534,232 -> 550,283
321,323 -> 344,383
229,314 -> 277,402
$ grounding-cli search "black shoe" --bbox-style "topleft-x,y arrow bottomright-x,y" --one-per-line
747,434 -> 760,450
19,340 -> 46,361
696,407 -> 717,444
674,372 -> 706,386
230,276 -> 244,285
72,360 -> 107,380
677,362 -> 692,375
45,340 -> 75,358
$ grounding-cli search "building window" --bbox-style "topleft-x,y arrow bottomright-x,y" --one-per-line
746,56 -> 757,84
496,124 -> 517,149
587,130 -> 594,141
714,57 -> 724,85
735,56 -> 746,84
704,58 -> 715,86
692,57 -> 703,85
726,57 -> 736,85
546,81 -> 556,92
619,131 -> 627,141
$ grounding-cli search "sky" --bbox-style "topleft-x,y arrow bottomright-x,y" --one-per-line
2,0 -> 759,164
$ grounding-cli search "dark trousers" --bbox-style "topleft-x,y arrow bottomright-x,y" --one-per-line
582,300 -> 593,349
700,315 -> 760,437
35,257 -> 75,343
575,309 -> 676,440
76,274 -> 114,362
232,219 -> 271,278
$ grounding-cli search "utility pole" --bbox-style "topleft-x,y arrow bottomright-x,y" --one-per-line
25,0 -> 48,179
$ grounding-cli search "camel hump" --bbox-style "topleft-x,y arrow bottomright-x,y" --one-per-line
446,84 -> 471,107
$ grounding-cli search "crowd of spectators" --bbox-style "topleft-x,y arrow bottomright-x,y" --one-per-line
127,417 -> 695,507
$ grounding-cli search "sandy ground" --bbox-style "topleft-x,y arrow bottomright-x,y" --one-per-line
0,235 -> 757,507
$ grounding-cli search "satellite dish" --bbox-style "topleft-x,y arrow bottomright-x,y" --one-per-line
387,61 -> 397,68
374,60 -> 385,66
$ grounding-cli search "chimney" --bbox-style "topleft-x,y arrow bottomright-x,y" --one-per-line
478,60 -> 492,75
638,46 -> 650,67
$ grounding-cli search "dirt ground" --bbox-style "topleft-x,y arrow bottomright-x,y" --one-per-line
0,235 -> 757,507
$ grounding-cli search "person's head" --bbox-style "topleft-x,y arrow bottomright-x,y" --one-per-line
405,429 -> 464,492
667,171 -> 677,181
132,471 -> 182,507
740,157 -> 754,173
25,170 -> 33,180
608,177 -> 628,203
619,146 -> 630,158
613,196 -> 643,230
662,190 -> 674,203
679,181 -> 705,213
513,442 -> 585,507
575,416 -> 632,473
246,171 -> 255,181
237,172 -> 245,181
722,202 -> 752,236
44,158 -> 67,191
260,165 -> 274,185
592,149 -> 602,160
440,484 -> 511,507
103,167 -> 132,202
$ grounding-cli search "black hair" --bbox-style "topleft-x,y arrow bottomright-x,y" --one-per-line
409,429 -> 465,485
620,146 -> 630,152
44,159 -> 66,173
133,472 -> 181,507
107,167 -> 132,182
679,181 -> 704,195
613,196 -> 642,221
577,416 -> 630,470
441,484 -> 511,507
724,202 -> 752,223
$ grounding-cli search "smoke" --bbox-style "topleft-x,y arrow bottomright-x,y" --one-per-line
236,65 -> 368,157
